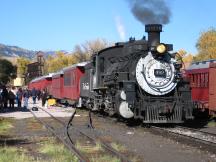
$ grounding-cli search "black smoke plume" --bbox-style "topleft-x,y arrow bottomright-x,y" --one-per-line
128,0 -> 171,25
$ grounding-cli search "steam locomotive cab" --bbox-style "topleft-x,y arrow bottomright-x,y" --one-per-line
80,24 -> 193,123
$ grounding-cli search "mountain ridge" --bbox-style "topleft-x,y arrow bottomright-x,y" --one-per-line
0,43 -> 62,59
0,43 -> 36,59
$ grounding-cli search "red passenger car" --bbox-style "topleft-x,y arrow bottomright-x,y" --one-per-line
50,71 -> 64,99
62,62 -> 88,104
186,59 -> 216,115
28,74 -> 53,92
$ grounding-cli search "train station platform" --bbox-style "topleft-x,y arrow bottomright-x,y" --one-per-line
0,99 -> 76,119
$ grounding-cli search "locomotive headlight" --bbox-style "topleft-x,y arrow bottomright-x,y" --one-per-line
156,44 -> 166,54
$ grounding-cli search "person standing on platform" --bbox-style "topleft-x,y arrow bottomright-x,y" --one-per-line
37,89 -> 41,101
41,89 -> 48,107
16,88 -> 23,108
23,88 -> 30,109
31,88 -> 37,104
0,87 -> 3,109
2,86 -> 8,108
8,87 -> 16,108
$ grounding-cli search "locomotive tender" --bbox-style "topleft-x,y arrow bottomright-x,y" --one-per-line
80,24 -> 193,123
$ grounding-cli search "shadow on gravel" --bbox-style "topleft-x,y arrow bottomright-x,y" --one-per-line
0,135 -> 31,146
179,119 -> 211,129
0,107 -> 30,113
126,119 -> 142,127
139,120 -> 210,129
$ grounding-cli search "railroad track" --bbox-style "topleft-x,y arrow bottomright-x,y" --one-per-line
81,109 -> 216,156
150,125 -> 216,153
30,106 -> 131,162
164,126 -> 216,144
29,107 -> 89,162
89,109 -> 216,147
176,125 -> 216,137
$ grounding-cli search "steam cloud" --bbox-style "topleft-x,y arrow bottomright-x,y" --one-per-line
115,16 -> 126,41
128,0 -> 171,25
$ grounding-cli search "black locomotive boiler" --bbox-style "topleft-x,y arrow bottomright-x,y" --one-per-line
80,24 -> 193,123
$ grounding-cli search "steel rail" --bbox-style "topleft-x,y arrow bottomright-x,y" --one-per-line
151,126 -> 216,147
176,125 -> 216,137
29,109 -> 90,162
36,106 -> 66,125
73,127 -> 131,162
172,126 -> 216,145
37,106 -> 131,162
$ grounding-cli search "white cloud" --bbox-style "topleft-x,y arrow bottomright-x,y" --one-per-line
115,16 -> 126,41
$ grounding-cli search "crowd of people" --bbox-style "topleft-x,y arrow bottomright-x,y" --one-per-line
0,86 -> 48,109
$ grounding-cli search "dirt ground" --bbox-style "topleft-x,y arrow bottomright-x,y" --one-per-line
0,101 -> 216,162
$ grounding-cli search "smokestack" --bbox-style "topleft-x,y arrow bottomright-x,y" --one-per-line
145,24 -> 162,48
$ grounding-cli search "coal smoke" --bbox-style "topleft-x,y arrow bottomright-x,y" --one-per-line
128,0 -> 171,25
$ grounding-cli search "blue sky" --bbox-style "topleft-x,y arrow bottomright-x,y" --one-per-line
0,0 -> 215,55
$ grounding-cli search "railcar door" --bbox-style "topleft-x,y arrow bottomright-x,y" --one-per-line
209,63 -> 216,113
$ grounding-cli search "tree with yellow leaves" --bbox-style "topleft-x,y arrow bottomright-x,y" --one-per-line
16,57 -> 31,77
44,39 -> 111,73
72,38 -> 111,62
176,49 -> 194,69
44,51 -> 77,73
194,28 -> 216,61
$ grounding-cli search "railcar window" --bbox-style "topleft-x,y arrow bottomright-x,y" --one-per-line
191,74 -> 195,87
195,74 -> 197,87
100,57 -> 105,72
71,71 -> 76,86
194,74 -> 197,87
193,73 -> 208,88
205,73 -> 209,87
200,73 -> 204,87
92,56 -> 96,67
57,79 -> 60,88
197,74 -> 200,87
64,72 -> 71,86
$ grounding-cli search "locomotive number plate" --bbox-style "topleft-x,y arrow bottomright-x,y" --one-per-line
154,69 -> 166,78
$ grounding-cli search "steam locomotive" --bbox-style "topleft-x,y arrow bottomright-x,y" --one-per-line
79,24 -> 193,123
29,24 -> 194,123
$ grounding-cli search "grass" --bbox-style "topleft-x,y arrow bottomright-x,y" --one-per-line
110,143 -> 141,162
76,141 -> 122,162
27,118 -> 43,130
111,142 -> 126,152
76,141 -> 103,154
0,118 -> 13,134
40,139 -> 122,162
0,118 -> 34,162
0,147 -> 34,162
91,154 -> 121,162
38,139 -> 126,162
0,137 -> 79,162
39,138 -> 79,162
0,117 -> 134,162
